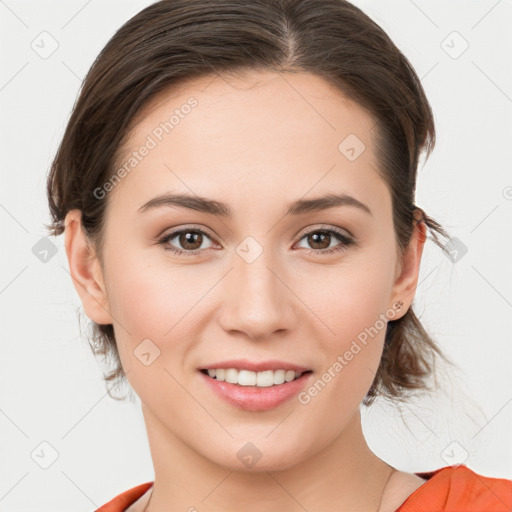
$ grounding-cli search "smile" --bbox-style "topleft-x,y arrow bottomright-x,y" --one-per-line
198,368 -> 314,411
200,368 -> 312,387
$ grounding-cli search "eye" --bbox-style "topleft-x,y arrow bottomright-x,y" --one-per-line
295,226 -> 356,255
157,227 -> 216,256
157,225 -> 357,257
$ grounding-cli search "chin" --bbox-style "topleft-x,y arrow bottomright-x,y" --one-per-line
204,436 -> 310,473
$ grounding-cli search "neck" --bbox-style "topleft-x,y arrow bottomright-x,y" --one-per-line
142,405 -> 395,512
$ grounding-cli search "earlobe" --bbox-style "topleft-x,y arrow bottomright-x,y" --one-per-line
64,210 -> 112,325
389,214 -> 427,315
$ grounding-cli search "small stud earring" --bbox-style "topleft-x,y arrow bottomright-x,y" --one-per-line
394,301 -> 404,310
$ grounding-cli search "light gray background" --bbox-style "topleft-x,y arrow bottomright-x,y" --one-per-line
1,0 -> 511,510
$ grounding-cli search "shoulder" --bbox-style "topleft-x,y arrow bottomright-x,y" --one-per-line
396,465 -> 512,512
94,482 -> 154,512
380,470 -> 430,511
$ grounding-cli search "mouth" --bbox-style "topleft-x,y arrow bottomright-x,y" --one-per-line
200,368 -> 313,387
198,367 -> 314,411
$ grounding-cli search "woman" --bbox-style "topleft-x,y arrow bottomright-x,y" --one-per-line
45,0 -> 512,510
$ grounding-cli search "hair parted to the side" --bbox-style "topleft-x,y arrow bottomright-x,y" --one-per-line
46,0 -> 455,404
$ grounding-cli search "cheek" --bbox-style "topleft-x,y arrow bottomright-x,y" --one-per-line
103,251 -> 214,365
293,247 -> 396,407
295,251 -> 396,345
297,265 -> 392,431
101,249 -> 167,360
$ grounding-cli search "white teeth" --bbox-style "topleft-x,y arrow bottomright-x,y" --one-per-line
256,370 -> 274,387
225,368 -> 238,384
273,369 -> 285,385
204,368 -> 305,387
238,370 -> 256,386
285,370 -> 296,382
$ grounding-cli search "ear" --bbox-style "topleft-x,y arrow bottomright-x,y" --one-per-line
389,210 -> 427,316
64,210 -> 112,325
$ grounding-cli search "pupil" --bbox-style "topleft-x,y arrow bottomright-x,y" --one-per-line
181,231 -> 201,249
310,232 -> 329,249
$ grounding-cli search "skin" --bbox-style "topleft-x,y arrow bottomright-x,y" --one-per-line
65,70 -> 428,511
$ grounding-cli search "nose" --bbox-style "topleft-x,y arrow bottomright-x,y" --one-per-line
217,248 -> 296,341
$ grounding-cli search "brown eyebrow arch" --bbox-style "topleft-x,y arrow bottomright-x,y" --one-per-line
137,192 -> 372,217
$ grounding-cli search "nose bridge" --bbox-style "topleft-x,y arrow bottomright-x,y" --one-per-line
219,240 -> 292,339
236,248 -> 279,301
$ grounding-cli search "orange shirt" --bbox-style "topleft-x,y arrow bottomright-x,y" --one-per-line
95,465 -> 512,512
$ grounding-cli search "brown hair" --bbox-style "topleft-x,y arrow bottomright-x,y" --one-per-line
46,0 -> 454,404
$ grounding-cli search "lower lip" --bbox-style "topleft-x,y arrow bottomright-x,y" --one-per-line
199,371 -> 313,411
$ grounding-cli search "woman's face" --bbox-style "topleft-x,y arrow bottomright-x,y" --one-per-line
71,70 -> 423,471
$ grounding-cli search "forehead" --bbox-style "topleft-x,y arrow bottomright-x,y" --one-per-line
109,70 -> 389,220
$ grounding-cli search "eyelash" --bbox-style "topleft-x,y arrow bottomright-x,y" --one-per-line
157,225 -> 357,257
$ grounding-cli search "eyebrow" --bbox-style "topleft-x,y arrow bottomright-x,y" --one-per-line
137,192 -> 372,217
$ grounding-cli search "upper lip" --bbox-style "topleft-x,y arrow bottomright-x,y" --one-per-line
199,359 -> 311,373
